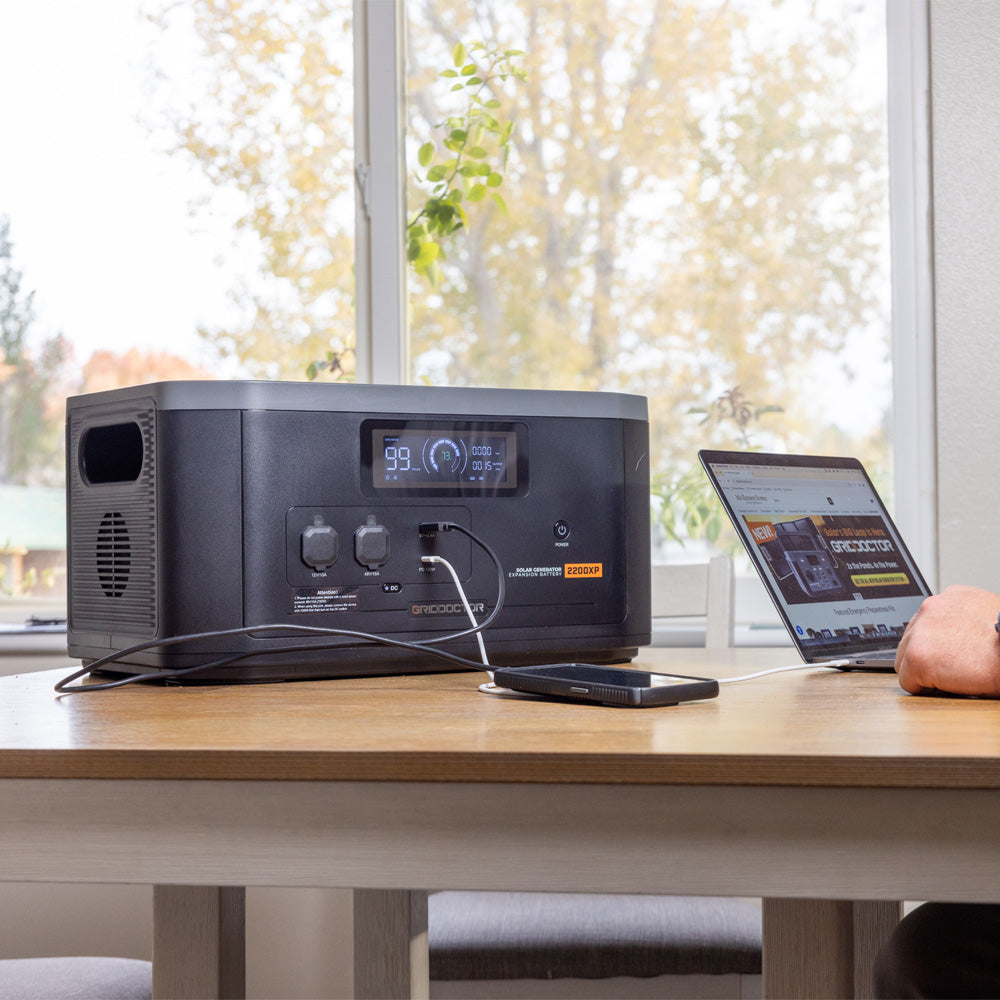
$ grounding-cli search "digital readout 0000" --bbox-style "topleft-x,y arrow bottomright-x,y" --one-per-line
369,426 -> 519,490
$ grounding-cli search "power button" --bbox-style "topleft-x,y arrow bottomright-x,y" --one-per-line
553,520 -> 571,541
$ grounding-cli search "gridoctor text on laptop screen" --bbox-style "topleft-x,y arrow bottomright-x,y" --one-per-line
699,450 -> 932,665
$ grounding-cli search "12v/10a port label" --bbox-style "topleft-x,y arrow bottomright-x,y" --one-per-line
292,587 -> 360,614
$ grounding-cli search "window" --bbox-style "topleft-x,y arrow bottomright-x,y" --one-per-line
0,0 -> 357,613
0,0 -> 915,623
404,0 -> 893,564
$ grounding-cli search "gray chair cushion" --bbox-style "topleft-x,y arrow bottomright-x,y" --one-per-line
0,957 -> 152,1000
429,891 -> 761,981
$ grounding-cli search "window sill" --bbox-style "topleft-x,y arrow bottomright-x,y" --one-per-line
651,619 -> 793,649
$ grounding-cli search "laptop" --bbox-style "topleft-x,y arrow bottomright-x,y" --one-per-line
698,450 -> 932,670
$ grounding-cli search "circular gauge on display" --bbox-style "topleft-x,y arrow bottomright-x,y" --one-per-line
423,437 -> 466,477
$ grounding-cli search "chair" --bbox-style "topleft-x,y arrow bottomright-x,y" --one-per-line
428,555 -> 762,999
429,892 -> 761,999
0,957 -> 151,1000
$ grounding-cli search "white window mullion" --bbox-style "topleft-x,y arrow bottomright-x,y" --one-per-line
887,0 -> 937,587
353,0 -> 408,386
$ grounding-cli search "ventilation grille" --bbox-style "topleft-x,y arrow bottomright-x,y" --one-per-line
69,406 -> 157,635
96,512 -> 131,598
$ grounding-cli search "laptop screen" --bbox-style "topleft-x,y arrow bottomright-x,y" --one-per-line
699,450 -> 931,662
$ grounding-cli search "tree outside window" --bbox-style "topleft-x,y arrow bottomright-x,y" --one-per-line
405,0 -> 891,552
0,0 -> 891,607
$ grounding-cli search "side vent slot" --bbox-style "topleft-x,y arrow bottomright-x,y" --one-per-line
96,512 -> 131,598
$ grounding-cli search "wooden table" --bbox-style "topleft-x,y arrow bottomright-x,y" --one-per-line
3,647 -> 1000,999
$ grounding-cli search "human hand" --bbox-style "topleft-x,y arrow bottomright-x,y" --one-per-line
895,585 -> 1000,696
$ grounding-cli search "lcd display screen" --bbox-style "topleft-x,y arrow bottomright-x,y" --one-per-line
370,427 -> 519,491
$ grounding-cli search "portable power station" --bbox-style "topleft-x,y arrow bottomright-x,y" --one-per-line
66,381 -> 650,682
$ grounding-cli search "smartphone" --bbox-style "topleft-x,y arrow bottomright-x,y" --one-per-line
491,663 -> 720,708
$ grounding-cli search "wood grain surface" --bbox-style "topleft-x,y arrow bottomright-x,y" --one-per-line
3,648 -> 1000,787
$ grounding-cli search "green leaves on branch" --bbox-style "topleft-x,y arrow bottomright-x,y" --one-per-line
408,40 -> 524,285
689,386 -> 783,450
305,346 -> 354,382
307,39 -> 521,378
651,386 -> 783,548
650,465 -> 727,548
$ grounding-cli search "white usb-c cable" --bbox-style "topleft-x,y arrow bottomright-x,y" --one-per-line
715,658 -> 851,684
421,554 -> 492,674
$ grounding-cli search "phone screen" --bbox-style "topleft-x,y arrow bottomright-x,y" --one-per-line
522,665 -> 700,687
492,663 -> 720,707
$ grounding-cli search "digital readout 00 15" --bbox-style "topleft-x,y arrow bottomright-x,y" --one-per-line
491,663 -> 720,708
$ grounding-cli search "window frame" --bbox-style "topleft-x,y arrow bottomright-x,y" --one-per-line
354,0 -> 937,570
886,0 -> 937,587
353,0 -> 408,385
0,0 -> 938,643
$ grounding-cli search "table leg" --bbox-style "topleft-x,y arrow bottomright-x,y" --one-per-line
153,885 -> 246,999
353,889 -> 429,1000
850,900 -> 905,998
763,898 -> 902,999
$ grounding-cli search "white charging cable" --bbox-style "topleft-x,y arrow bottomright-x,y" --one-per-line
421,555 -> 492,673
715,658 -> 851,684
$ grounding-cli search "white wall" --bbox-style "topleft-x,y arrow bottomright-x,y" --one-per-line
929,0 -> 1000,589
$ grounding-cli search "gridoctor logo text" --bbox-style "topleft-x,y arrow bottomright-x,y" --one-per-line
411,601 -> 486,617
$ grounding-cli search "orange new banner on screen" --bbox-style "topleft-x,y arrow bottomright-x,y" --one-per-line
745,519 -> 777,545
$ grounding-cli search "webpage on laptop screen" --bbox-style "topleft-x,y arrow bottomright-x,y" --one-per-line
711,461 -> 928,657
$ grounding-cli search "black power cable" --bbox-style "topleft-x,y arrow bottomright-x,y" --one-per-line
55,521 -> 504,694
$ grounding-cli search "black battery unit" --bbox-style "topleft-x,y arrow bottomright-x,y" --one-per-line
66,381 -> 650,682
